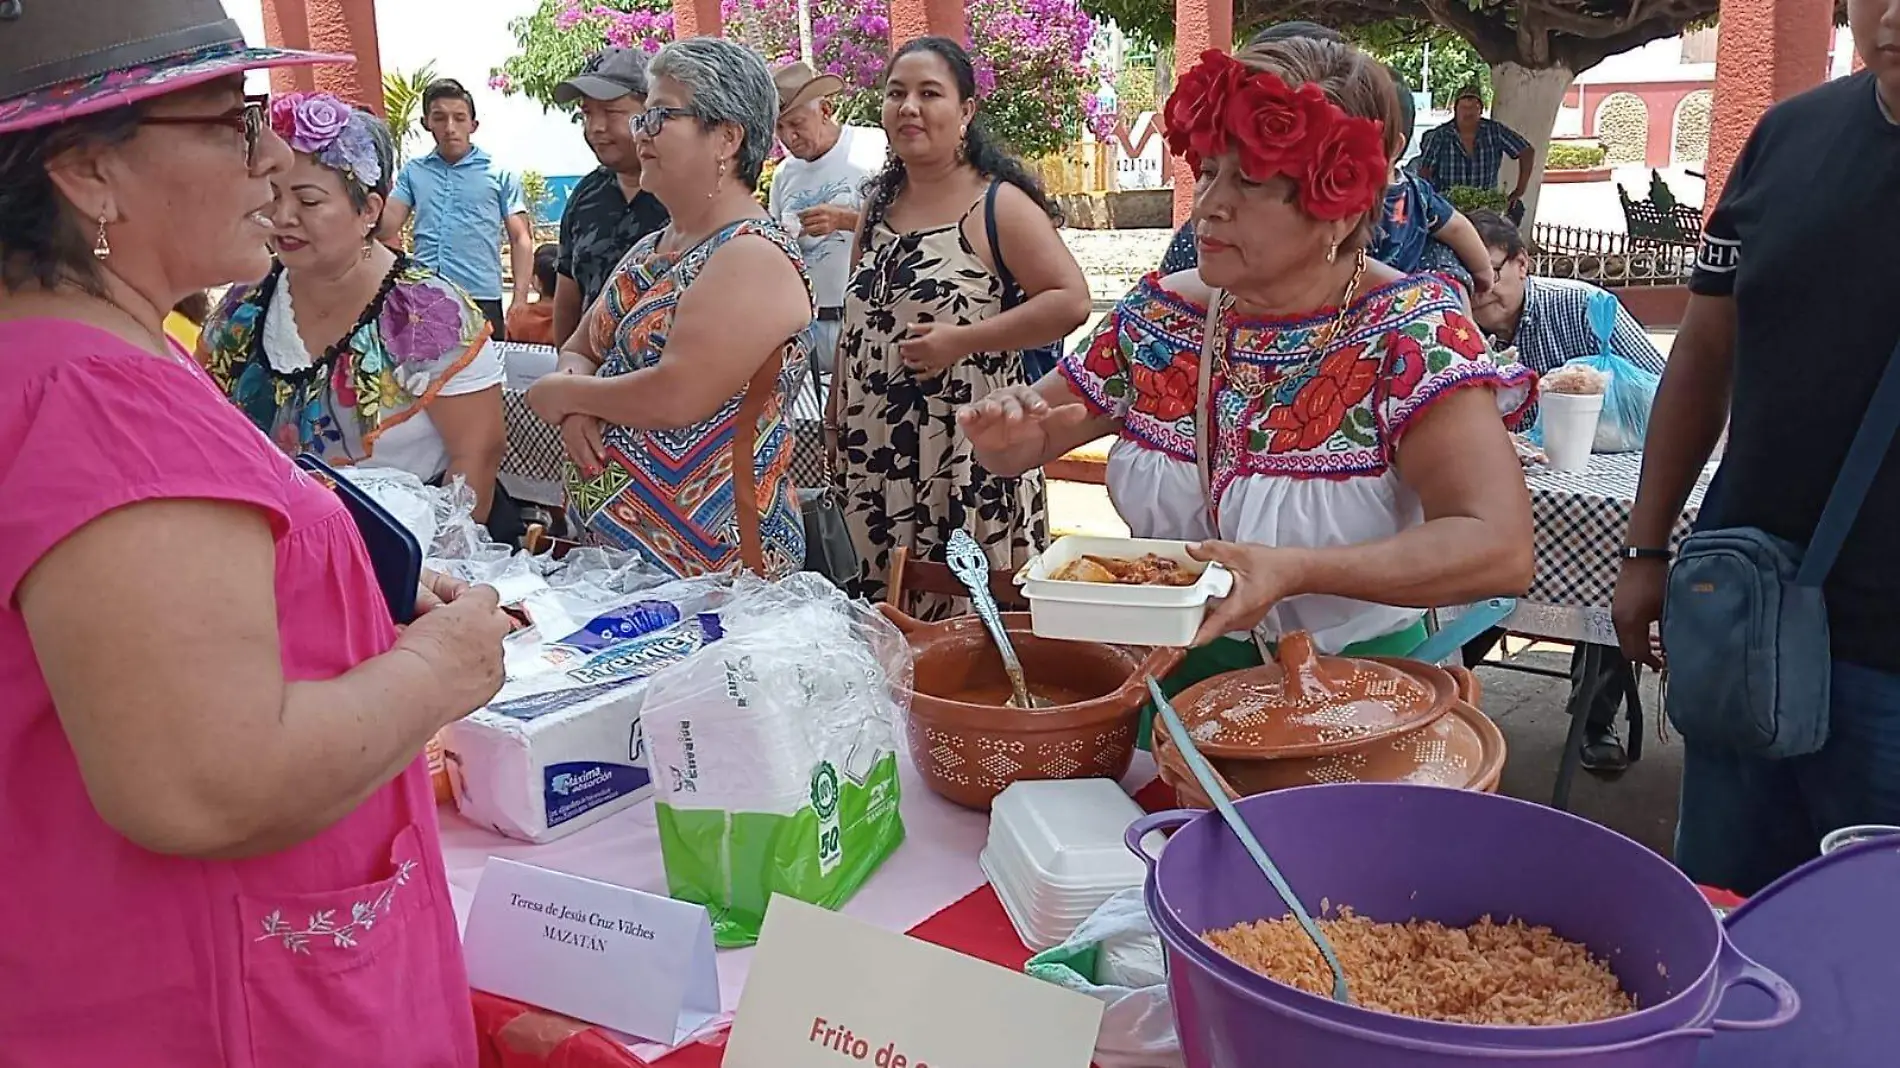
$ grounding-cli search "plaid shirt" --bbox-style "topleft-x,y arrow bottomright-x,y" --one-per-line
1416,118 -> 1530,191
1503,277 -> 1667,424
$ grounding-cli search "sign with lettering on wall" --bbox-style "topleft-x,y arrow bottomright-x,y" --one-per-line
1108,112 -> 1167,191
463,858 -> 719,1044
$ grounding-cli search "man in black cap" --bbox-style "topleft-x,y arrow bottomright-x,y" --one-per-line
1414,85 -> 1535,224
551,47 -> 670,346
1157,21 -> 1347,274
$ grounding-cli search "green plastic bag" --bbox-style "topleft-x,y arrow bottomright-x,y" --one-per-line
642,574 -> 908,947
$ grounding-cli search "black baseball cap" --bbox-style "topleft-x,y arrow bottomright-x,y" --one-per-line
554,47 -> 650,104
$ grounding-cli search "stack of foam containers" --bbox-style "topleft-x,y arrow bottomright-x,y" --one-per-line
979,778 -> 1158,952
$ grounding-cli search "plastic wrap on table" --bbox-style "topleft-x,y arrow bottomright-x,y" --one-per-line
443,576 -> 728,843
641,572 -> 910,947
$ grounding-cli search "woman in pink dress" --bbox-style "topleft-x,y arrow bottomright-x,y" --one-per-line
0,4 -> 510,1064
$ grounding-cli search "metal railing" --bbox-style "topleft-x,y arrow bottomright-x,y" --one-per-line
1530,222 -> 1695,288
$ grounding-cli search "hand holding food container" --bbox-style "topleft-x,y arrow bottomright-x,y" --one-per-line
1018,535 -> 1236,648
1537,363 -> 1609,473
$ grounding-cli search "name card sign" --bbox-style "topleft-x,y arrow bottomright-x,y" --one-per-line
725,896 -> 1103,1068
462,858 -> 719,1045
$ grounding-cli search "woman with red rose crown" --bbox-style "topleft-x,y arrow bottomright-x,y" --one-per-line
960,38 -> 1536,721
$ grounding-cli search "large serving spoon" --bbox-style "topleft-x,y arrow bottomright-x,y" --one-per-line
1147,675 -> 1352,1004
945,530 -> 1047,709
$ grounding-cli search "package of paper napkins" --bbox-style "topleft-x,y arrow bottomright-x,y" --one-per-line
641,572 -> 910,947
443,574 -> 725,843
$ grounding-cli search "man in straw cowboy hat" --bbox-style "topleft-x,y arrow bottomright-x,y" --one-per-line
769,61 -> 887,386
0,2 -> 508,1063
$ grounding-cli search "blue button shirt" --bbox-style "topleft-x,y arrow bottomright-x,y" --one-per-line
391,146 -> 524,301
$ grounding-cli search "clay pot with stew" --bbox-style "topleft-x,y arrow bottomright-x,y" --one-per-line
880,605 -> 1183,810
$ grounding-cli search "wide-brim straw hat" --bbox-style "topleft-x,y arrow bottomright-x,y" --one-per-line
773,60 -> 845,117
0,0 -> 349,136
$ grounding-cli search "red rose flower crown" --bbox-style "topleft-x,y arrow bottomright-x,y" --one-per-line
1162,50 -> 1389,222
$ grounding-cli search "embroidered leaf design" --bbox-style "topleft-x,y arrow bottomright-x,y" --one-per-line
1248,429 -> 1270,452
287,933 -> 311,955
332,929 -> 358,949
1349,407 -> 1377,432
308,910 -> 336,934
1338,416 -> 1375,448
260,910 -> 286,937
1405,321 -> 1433,342
352,902 -> 376,926
1104,377 -> 1128,399
1427,347 -> 1454,374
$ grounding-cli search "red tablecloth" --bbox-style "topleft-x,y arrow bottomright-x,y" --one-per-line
472,780 -> 1743,1068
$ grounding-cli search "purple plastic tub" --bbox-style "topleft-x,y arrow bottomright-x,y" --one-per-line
1696,835 -> 1900,1067
1128,784 -> 1798,1067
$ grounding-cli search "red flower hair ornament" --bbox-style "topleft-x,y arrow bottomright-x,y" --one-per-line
1162,50 -> 1388,222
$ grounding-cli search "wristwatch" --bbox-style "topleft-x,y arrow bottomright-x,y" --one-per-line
1621,546 -> 1672,562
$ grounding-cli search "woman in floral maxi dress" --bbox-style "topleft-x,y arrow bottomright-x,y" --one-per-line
834,37 -> 1090,616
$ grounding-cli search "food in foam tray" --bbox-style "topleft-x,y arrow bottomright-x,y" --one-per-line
1051,552 -> 1201,587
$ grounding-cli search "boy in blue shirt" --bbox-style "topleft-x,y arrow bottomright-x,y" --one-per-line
1373,76 -> 1494,304
380,78 -> 535,341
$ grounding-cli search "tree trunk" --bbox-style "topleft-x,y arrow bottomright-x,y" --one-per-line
1487,62 -> 1575,232
795,0 -> 815,65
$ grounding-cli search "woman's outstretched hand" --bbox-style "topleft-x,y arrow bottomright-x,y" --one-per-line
1186,540 -> 1303,647
956,385 -> 1088,475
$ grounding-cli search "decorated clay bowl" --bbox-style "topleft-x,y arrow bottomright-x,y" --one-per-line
1155,698 -> 1508,808
879,605 -> 1182,810
1171,632 -> 1458,759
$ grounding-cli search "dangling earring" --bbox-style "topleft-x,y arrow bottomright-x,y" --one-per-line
92,213 -> 111,260
361,227 -> 375,260
708,159 -> 726,199
956,125 -> 969,163
1325,242 -> 1338,265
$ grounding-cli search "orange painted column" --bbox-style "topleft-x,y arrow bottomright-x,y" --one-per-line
672,0 -> 723,38
1169,0 -> 1233,224
1704,0 -> 1835,209
891,0 -> 968,45
260,0 -> 385,116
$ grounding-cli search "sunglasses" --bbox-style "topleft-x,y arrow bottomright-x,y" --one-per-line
138,95 -> 270,167
629,105 -> 693,138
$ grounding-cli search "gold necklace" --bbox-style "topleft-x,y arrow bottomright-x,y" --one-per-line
1220,248 -> 1368,400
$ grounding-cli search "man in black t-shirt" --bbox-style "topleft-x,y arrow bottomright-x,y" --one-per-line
1612,0 -> 1900,896
551,48 -> 670,348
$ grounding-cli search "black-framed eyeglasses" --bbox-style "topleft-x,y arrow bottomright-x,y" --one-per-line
630,105 -> 693,138
138,96 -> 269,166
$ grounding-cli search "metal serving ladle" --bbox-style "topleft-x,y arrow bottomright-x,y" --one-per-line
945,529 -> 1048,709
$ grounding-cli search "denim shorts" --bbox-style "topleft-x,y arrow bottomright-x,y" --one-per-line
1675,659 -> 1900,895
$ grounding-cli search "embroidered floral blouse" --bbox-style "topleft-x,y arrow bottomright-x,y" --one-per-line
1060,272 -> 1532,651
201,256 -> 498,480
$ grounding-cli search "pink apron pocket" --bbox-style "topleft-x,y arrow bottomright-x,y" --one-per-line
237,823 -> 463,1065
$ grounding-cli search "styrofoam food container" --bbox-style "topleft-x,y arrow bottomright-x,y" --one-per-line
983,838 -> 1130,916
1016,535 -> 1233,647
989,779 -> 1159,885
980,850 -> 1106,922
980,850 -> 1115,951
1820,824 -> 1900,855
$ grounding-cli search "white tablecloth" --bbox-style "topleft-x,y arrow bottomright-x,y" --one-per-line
439,747 -> 1157,1051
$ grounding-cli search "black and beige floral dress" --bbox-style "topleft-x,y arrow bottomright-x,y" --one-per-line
836,205 -> 1049,617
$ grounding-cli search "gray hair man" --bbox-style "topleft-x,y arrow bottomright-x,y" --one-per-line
769,61 -> 888,388
551,47 -> 670,346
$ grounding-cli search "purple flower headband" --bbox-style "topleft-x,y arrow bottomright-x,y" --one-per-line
269,92 -> 384,191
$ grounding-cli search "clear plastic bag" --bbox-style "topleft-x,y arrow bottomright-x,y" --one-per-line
640,572 -> 911,946
1026,888 -> 1184,1068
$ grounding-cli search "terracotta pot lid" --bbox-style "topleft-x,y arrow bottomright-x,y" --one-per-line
1172,631 -> 1457,758
1157,700 -> 1505,802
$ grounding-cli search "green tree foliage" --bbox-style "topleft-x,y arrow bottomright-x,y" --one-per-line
382,63 -> 438,163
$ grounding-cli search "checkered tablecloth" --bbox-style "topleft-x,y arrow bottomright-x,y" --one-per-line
1525,452 -> 1715,610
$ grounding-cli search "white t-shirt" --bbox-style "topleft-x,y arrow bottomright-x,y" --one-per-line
769,124 -> 888,310
263,278 -> 505,481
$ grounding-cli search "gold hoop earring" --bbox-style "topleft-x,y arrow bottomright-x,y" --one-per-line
92,213 -> 111,260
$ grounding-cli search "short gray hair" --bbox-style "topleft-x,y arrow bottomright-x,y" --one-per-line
649,37 -> 776,190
